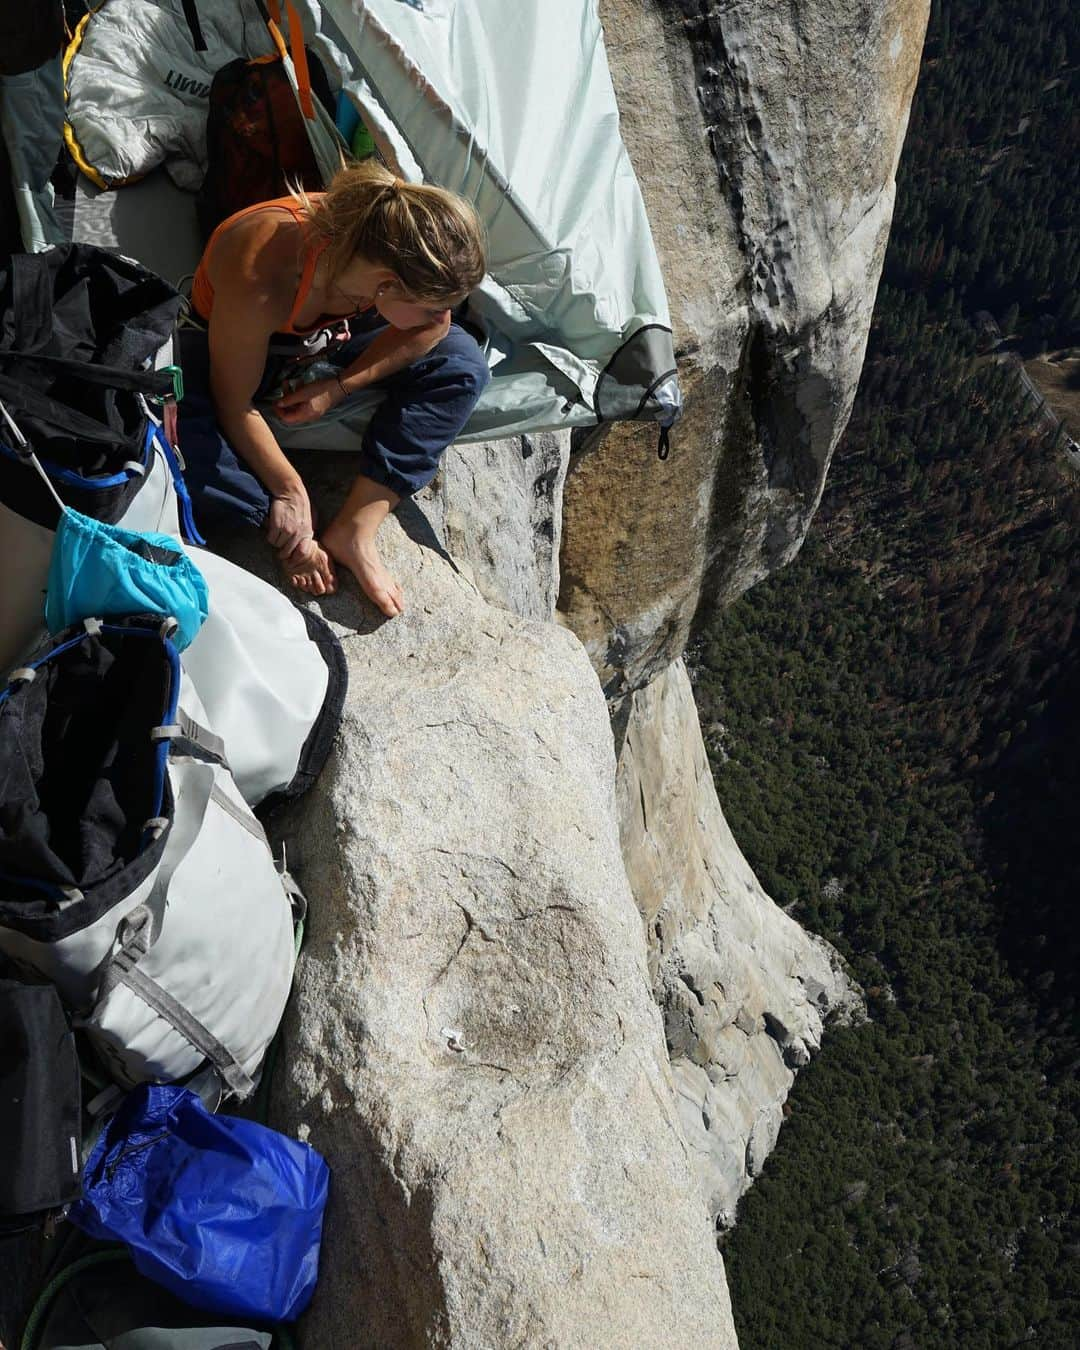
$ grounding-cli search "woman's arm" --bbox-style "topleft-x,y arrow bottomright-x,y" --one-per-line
338,312 -> 452,393
272,312 -> 452,426
206,273 -> 316,560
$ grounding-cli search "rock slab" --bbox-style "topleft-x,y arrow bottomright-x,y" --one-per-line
417,431 -> 569,624
257,462 -> 737,1348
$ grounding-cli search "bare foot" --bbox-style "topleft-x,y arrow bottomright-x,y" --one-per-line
282,540 -> 337,597
322,519 -> 404,617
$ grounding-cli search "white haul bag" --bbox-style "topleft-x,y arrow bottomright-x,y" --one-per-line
0,616 -> 300,1099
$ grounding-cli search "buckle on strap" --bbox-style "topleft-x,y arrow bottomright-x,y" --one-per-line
159,364 -> 184,403
152,712 -> 228,765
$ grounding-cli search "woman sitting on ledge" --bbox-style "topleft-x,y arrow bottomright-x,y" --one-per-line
181,161 -> 490,617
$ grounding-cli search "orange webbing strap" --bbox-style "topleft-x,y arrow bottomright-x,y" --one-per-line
264,14 -> 289,62
284,0 -> 315,121
266,0 -> 282,22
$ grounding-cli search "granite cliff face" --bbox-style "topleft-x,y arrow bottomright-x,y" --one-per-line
565,0 -> 928,1226
562,0 -> 929,696
616,660 -> 862,1225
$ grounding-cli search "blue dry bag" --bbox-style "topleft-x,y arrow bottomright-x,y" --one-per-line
70,1084 -> 330,1324
44,508 -> 209,651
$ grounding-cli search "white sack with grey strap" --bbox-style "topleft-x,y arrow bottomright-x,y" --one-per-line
0,616 -> 298,1100
180,544 -> 346,810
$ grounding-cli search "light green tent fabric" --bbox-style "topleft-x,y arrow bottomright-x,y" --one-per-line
273,0 -> 680,449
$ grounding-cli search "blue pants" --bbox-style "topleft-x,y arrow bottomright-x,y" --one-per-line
177,312 -> 490,531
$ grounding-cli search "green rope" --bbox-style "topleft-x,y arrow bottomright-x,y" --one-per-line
21,1245 -> 295,1348
20,1249 -> 129,1350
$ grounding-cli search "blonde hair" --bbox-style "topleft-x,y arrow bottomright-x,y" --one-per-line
293,161 -> 486,305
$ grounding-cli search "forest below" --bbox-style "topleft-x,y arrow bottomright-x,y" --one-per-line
700,1 -> 1080,1346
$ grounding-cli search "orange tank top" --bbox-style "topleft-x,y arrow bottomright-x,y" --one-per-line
190,196 -> 332,336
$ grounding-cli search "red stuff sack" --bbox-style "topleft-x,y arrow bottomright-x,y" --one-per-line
196,1 -> 335,239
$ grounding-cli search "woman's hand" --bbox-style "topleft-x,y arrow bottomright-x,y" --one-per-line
266,483 -> 316,561
273,378 -> 344,426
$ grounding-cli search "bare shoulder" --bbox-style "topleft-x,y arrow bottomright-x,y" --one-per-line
208,206 -> 301,329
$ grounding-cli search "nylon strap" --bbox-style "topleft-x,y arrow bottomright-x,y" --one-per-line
99,907 -> 255,1099
179,711 -> 227,762
10,254 -> 53,351
0,370 -> 137,447
180,0 -> 207,52
112,952 -> 257,1099
210,782 -> 271,846
151,713 -> 228,765
254,0 -> 314,121
0,350 -> 175,398
285,1 -> 315,120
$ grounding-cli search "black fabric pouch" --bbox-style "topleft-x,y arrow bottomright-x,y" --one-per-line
0,978 -> 82,1233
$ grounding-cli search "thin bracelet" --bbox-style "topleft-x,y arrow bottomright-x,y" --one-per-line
335,373 -> 349,399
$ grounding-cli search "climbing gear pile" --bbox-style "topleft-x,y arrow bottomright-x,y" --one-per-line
0,243 -> 339,1329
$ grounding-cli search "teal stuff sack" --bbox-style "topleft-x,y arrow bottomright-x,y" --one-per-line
44,510 -> 209,651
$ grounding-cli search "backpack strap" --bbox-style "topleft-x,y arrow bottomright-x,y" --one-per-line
0,371 -> 135,447
98,906 -> 257,1101
180,0 -> 207,52
284,2 -> 314,120
0,351 -> 175,398
150,710 -> 229,767
254,0 -> 315,121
